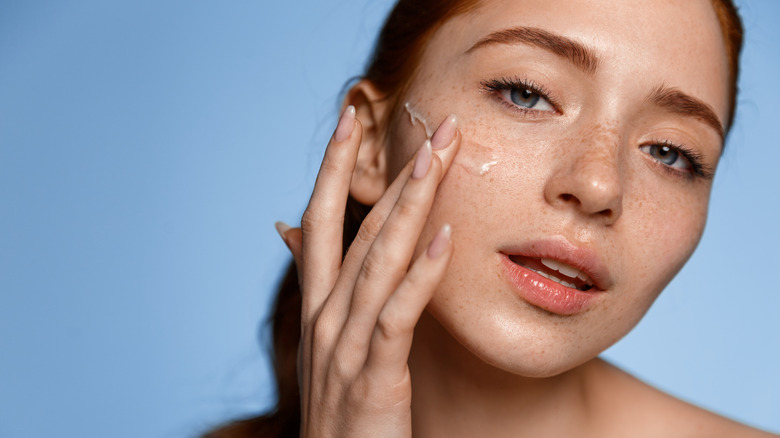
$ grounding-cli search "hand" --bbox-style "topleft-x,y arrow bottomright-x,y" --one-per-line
276,105 -> 461,437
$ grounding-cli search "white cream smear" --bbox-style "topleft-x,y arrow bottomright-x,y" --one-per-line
479,160 -> 498,175
404,101 -> 500,176
457,153 -> 500,176
404,102 -> 434,138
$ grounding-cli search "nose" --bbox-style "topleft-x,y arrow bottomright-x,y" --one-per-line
543,129 -> 624,225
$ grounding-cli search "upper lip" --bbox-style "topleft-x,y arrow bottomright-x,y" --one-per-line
499,237 -> 614,291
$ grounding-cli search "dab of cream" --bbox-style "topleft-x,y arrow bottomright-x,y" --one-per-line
405,102 -> 500,177
404,102 -> 434,138
479,160 -> 499,175
455,143 -> 501,177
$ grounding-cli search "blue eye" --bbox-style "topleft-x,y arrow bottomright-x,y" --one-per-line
481,77 -> 557,113
502,88 -> 555,112
510,88 -> 540,108
640,143 -> 691,171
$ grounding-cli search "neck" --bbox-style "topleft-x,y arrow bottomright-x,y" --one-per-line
408,312 -> 599,438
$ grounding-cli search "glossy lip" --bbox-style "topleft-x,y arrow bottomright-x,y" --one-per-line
499,238 -> 613,316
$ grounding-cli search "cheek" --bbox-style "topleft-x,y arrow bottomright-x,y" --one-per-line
602,172 -> 710,334
624,175 -> 709,285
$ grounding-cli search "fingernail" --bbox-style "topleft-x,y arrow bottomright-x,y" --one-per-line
412,140 -> 433,180
275,221 -> 292,244
427,224 -> 452,259
431,114 -> 457,150
334,105 -> 356,142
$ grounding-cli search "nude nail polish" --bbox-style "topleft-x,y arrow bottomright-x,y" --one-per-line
412,140 -> 433,179
427,224 -> 452,258
334,105 -> 356,142
431,114 -> 457,150
275,221 -> 292,244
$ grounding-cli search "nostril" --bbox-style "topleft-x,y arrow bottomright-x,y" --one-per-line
545,167 -> 624,224
560,193 -> 575,203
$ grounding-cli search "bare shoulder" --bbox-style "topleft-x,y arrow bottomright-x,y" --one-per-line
584,358 -> 779,438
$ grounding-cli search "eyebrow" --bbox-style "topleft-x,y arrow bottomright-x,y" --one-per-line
466,26 -> 600,75
647,86 -> 725,141
468,26 -> 724,141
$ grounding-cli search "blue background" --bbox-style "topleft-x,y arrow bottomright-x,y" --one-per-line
1,1 -> 778,437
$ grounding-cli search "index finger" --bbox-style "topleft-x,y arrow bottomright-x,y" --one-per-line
299,105 -> 362,317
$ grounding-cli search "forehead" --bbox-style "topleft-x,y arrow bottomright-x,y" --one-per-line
418,0 -> 731,123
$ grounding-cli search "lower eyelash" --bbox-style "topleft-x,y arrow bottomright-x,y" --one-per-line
651,140 -> 714,181
480,78 -> 713,181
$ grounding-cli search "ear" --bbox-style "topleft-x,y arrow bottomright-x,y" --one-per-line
345,80 -> 390,206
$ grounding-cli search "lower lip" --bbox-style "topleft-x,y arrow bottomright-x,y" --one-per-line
500,254 -> 602,316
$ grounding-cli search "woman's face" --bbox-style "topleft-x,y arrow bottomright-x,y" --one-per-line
381,0 -> 729,376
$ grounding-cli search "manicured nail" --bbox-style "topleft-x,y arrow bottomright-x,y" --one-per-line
427,224 -> 452,259
334,105 -> 356,142
412,140 -> 433,180
431,114 -> 457,150
275,221 -> 292,245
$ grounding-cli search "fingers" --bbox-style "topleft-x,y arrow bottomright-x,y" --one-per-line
275,222 -> 302,262
364,224 -> 452,380
338,141 -> 443,349
337,115 -> 460,294
299,105 -> 361,317
322,115 -> 460,338
276,222 -> 304,285
296,112 -> 461,437
326,118 -> 459,367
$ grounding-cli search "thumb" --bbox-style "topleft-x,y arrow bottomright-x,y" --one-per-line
275,221 -> 303,268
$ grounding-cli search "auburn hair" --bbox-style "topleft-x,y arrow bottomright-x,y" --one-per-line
204,1 -> 743,436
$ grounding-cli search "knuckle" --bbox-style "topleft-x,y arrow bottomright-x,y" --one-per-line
300,207 -> 329,235
353,213 -> 383,247
376,310 -> 411,341
330,354 -> 359,382
312,314 -> 338,345
393,194 -> 419,219
402,270 -> 430,293
360,250 -> 391,281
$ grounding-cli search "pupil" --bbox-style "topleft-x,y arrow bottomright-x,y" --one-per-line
510,88 -> 540,108
654,145 -> 678,165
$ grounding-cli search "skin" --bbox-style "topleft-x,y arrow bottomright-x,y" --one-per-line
279,0 -> 778,436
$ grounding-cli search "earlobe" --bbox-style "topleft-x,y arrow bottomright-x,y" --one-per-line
345,80 -> 390,206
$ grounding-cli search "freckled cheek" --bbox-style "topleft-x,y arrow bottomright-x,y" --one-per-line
423,163 -> 489,245
623,184 -> 709,296
591,193 -> 709,344
657,197 -> 708,265
450,116 -> 562,181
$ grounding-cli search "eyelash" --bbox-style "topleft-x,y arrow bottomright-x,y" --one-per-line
643,139 -> 714,181
479,76 -> 561,115
480,76 -> 713,181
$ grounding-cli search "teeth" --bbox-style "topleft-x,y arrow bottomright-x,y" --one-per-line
540,258 -> 592,284
540,258 -> 562,272
533,269 -> 578,289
